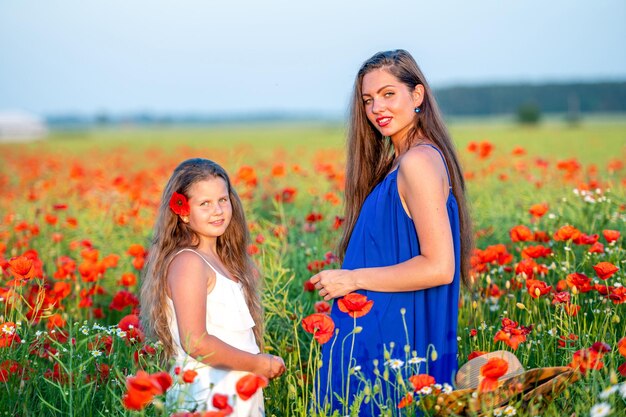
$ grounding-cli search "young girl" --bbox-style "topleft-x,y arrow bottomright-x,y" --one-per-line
140,158 -> 285,415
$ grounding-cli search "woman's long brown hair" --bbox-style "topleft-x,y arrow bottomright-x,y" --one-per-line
140,158 -> 263,360
339,49 -> 474,287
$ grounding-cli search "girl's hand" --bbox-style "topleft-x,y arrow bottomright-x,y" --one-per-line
310,269 -> 357,301
254,354 -> 286,379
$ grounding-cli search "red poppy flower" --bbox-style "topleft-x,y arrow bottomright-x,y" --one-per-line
552,291 -> 570,305
122,371 -> 171,411
127,244 -> 147,257
602,229 -> 620,243
119,272 -> 137,286
526,279 -> 552,298
234,166 -> 257,187
235,373 -> 268,401
588,242 -> 605,254
118,314 -> 144,343
301,313 -> 335,344
553,225 -> 582,242
337,293 -> 374,318
568,348 -> 604,375
521,245 -> 552,259
212,393 -> 233,413
110,290 -> 140,312
169,192 -> 190,216
529,203 -> 548,218
122,371 -> 163,411
617,337 -> 626,358
314,301 -> 331,314
573,233 -> 599,245
398,392 -> 413,408
593,262 -> 619,280
7,256 -> 35,281
478,357 -> 508,393
468,351 -> 487,360
302,279 -> 315,292
274,187 -> 297,203
182,369 -> 198,383
509,225 -> 533,242
408,374 -> 435,391
566,273 -> 593,292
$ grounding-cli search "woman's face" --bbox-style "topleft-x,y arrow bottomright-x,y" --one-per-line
361,68 -> 423,143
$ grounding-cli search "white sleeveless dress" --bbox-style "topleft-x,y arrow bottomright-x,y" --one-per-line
165,248 -> 264,416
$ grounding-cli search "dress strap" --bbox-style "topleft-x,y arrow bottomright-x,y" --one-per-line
415,143 -> 452,188
174,248 -> 219,275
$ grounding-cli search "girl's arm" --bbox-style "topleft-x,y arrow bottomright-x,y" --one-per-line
311,146 -> 455,299
167,252 -> 282,377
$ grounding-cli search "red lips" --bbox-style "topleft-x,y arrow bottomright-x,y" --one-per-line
376,116 -> 392,127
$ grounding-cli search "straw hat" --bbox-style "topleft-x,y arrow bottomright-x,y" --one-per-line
435,351 -> 579,416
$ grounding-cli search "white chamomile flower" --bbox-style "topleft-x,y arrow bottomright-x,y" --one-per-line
419,386 -> 432,395
493,409 -> 503,417
91,350 -> 103,358
590,402 -> 612,417
598,385 -> 617,400
1,324 -> 15,335
503,405 -> 517,416
442,383 -> 453,394
408,357 -> 426,364
384,359 -> 404,370
351,365 -> 361,373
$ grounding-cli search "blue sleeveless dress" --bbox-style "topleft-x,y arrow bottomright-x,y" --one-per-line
316,145 -> 461,416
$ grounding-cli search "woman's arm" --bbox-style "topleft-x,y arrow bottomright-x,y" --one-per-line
167,252 -> 284,378
311,146 -> 455,300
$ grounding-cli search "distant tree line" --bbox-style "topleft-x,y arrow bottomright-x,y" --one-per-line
434,81 -> 626,116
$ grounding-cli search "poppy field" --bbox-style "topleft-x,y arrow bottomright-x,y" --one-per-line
1,120 -> 625,417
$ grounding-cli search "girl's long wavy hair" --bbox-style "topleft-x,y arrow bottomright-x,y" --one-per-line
339,49 -> 474,287
140,158 -> 263,360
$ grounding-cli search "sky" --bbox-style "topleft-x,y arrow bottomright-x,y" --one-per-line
1,0 -> 625,117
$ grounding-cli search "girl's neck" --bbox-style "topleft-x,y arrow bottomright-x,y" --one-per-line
195,238 -> 218,258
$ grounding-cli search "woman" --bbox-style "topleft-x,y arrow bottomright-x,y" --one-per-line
310,50 -> 473,414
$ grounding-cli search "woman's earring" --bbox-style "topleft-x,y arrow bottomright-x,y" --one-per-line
414,107 -> 421,113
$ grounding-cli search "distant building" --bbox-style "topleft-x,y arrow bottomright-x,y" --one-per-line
0,111 -> 48,141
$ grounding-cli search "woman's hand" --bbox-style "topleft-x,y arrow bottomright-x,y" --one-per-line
253,354 -> 286,379
310,269 -> 357,301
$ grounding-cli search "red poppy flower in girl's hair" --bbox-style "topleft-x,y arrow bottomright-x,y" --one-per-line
302,313 -> 335,344
236,374 -> 268,401
478,357 -> 508,393
169,192 -> 190,216
337,293 -> 374,318
593,262 -> 619,280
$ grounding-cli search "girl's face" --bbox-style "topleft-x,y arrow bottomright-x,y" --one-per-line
185,177 -> 232,244
361,68 -> 423,143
